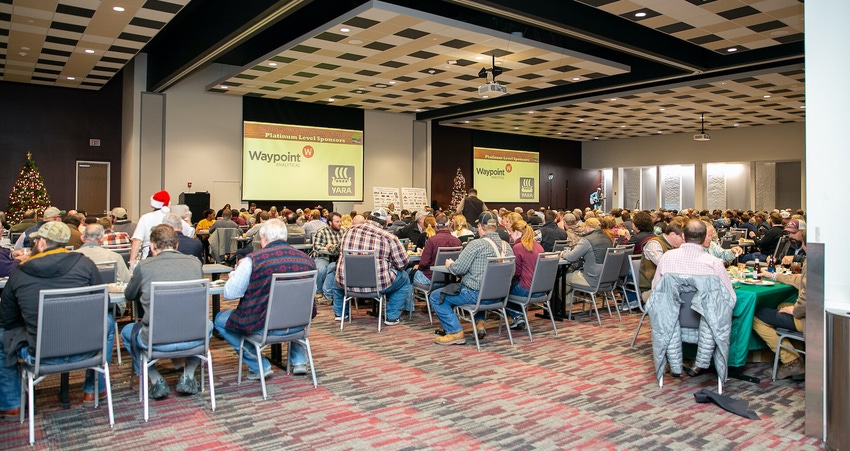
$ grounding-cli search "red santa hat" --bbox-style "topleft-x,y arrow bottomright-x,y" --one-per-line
151,190 -> 171,213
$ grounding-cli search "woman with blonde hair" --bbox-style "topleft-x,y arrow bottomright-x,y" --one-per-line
505,219 -> 545,329
268,206 -> 279,219
451,214 -> 474,238
415,215 -> 437,249
340,213 -> 353,230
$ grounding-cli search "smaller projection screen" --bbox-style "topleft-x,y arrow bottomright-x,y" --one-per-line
473,147 -> 539,203
242,121 -> 364,201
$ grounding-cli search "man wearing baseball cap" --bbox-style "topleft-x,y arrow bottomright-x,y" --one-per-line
0,221 -> 113,417
15,206 -> 63,250
130,190 -> 194,263
110,207 -> 136,235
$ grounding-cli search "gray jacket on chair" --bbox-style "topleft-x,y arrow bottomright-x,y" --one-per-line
647,273 -> 735,382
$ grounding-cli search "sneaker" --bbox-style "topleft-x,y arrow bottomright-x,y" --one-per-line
435,331 -> 466,345
475,320 -> 486,339
384,317 -> 402,326
776,357 -> 805,380
510,317 -> 527,330
292,364 -> 308,376
148,379 -> 169,400
176,375 -> 200,395
334,314 -> 350,321
247,366 -> 273,381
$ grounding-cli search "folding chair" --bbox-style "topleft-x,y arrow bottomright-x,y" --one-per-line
627,255 -> 650,347
771,328 -> 805,381
506,252 -> 560,341
568,248 -> 627,326
141,279 -> 214,421
96,262 -> 123,365
20,285 -> 114,445
411,246 -> 462,323
238,271 -> 319,399
340,250 -> 386,332
455,256 -> 516,351
552,239 -> 569,254
614,244 -> 635,311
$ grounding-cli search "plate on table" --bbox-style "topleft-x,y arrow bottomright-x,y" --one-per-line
740,280 -> 775,286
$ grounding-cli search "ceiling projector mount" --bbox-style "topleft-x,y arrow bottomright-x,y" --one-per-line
478,54 -> 507,98
694,113 -> 710,141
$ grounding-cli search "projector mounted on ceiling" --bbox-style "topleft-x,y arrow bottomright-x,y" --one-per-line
694,113 -> 710,141
478,55 -> 507,97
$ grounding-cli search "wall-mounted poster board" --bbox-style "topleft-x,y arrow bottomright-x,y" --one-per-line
401,187 -> 428,211
373,186 -> 400,209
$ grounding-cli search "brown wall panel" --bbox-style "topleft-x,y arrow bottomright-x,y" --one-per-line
0,78 -> 123,214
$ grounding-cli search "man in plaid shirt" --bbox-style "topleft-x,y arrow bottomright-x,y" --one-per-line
331,208 -> 411,325
99,217 -> 131,247
311,212 -> 343,303
429,212 -> 514,345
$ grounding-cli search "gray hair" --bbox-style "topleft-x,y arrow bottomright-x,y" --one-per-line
162,213 -> 184,231
83,223 -> 105,241
170,204 -> 192,221
259,218 -> 288,243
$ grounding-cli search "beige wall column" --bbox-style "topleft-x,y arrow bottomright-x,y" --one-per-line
693,163 -> 705,210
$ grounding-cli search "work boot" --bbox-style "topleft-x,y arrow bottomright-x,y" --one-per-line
776,357 -> 805,380
475,320 -> 486,339
435,331 -> 466,345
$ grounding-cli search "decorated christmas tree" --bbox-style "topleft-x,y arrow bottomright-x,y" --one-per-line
450,167 -> 466,212
7,153 -> 52,224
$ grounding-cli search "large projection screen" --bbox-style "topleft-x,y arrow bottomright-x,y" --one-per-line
242,121 -> 364,201
473,147 -> 539,203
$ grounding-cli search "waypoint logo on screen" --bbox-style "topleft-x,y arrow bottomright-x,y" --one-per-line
302,145 -> 315,158
519,177 -> 534,199
505,163 -> 512,173
329,165 -> 355,196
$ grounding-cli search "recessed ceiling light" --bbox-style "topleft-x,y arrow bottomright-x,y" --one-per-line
727,47 -> 738,52
348,39 -> 362,45
594,137 -> 599,140
635,12 -> 647,18
610,98 -> 617,101
389,81 -> 396,85
514,127 -> 519,130
447,60 -> 457,65
463,121 -> 469,124
800,105 -> 805,109
557,132 -> 562,135
475,56 -> 483,60
85,49 -> 95,54
620,125 -> 626,128
269,62 -> 277,66
340,27 -> 350,33
221,86 -> 228,89
113,6 -> 125,12
657,131 -> 662,134
659,108 -> 665,111
572,77 -> 581,81
67,77 -> 75,80
528,111 -> 534,114
21,46 -> 30,51
415,109 -> 421,112
578,119 -> 584,122
18,52 -> 27,57
733,123 -> 739,127
328,98 -> 334,102
482,95 -> 489,99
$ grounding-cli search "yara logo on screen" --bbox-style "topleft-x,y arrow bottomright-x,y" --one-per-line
519,177 -> 534,199
247,150 -> 302,167
329,165 -> 355,196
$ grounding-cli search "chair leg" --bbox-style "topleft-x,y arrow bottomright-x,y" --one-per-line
143,360 -> 150,422
255,342 -> 268,400
771,336 -> 783,380
377,296 -> 383,333
114,316 -> 122,365
470,319 -> 482,351
426,292 -> 433,325
340,297 -> 348,331
28,375 -> 35,445
630,312 -> 648,347
304,339 -> 318,388
523,307 -> 533,342
609,291 -> 622,322
589,293 -> 601,326
237,338 -> 245,384
206,351 -> 216,411
544,300 -> 558,337
103,364 -> 114,427
502,308 -> 513,346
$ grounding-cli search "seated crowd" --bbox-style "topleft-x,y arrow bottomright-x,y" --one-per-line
0,188 -> 808,420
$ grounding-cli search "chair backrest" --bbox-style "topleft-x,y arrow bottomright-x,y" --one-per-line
475,256 -> 516,305
552,239 -> 569,253
9,232 -> 22,245
261,271 -> 317,341
96,261 -> 117,283
342,249 -> 380,293
527,252 -> 561,296
678,289 -> 701,329
773,235 -> 791,260
114,248 -> 131,265
147,279 -> 210,354
628,254 -> 642,298
458,234 -> 473,244
431,246 -> 463,285
615,244 -> 635,280
596,248 -> 627,290
730,228 -> 748,240
35,285 -> 109,375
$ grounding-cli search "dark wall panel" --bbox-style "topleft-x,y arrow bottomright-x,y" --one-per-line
0,79 -> 123,214
431,123 -> 596,211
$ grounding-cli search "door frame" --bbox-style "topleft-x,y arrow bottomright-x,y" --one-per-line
76,160 -> 111,215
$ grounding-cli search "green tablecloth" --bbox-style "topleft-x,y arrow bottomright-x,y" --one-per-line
729,282 -> 799,367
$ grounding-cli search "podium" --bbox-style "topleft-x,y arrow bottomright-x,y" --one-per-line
179,192 -> 210,225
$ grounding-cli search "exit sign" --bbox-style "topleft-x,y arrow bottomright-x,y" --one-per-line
89,139 -> 101,146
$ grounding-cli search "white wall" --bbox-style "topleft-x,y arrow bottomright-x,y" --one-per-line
582,122 -> 804,168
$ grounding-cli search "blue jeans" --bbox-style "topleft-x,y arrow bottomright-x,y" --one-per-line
0,329 -> 21,409
322,262 -> 337,299
429,285 -> 499,334
214,310 -> 306,374
739,252 -> 766,264
332,269 -> 412,321
315,257 -> 331,294
410,268 -> 431,286
120,321 -> 213,376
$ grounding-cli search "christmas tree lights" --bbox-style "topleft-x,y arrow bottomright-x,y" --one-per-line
450,168 -> 466,212
7,153 -> 52,224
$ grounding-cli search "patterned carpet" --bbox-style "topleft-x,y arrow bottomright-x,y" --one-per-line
0,301 -> 822,450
